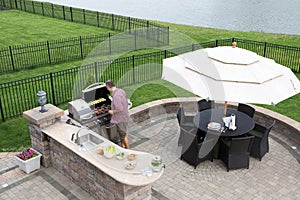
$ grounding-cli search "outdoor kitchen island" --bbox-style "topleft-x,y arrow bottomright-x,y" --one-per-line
23,104 -> 164,200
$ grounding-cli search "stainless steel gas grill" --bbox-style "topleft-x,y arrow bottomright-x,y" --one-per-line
68,82 -> 129,144
68,82 -> 113,126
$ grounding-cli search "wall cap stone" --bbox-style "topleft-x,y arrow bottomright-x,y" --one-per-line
23,104 -> 64,127
129,97 -> 300,134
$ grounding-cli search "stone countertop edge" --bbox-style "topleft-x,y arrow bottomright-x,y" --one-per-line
42,121 -> 163,186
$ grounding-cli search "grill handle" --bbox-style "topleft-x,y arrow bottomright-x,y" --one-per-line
83,82 -> 105,91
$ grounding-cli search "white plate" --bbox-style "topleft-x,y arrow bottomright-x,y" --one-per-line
207,122 -> 221,130
104,151 -> 114,159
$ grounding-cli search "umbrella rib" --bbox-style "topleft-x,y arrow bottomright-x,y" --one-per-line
208,57 -> 259,65
185,66 -> 284,85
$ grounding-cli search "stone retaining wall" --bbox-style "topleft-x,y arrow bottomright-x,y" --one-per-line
129,97 -> 300,146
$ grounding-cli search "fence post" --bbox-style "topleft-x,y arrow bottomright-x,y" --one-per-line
83,9 -> 86,24
19,0 -> 22,10
97,11 -> 100,27
232,37 -> 235,42
79,36 -> 83,59
49,72 -> 56,105
263,42 -> 267,57
23,0 -> 26,11
166,27 -> 169,45
146,21 -> 149,39
14,0 -> 17,9
0,97 -> 5,122
47,41 -> 51,64
41,2 -> 44,16
62,6 -> 65,20
94,62 -> 98,82
215,40 -> 218,47
9,46 -> 15,71
134,30 -> 137,50
24,0 -> 27,11
31,0 -> 34,13
70,7 -> 73,21
128,17 -> 131,33
192,44 -> 195,51
51,4 -> 54,17
132,55 -> 135,83
108,33 -> 112,54
164,50 -> 167,59
111,14 -> 115,30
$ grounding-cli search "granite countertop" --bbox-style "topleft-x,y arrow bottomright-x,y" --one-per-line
42,119 -> 164,186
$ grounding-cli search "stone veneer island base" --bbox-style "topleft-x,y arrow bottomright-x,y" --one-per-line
23,104 -> 162,200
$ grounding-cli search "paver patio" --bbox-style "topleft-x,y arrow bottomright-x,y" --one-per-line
0,114 -> 299,199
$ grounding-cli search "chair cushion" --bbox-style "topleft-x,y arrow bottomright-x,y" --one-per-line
249,129 -> 263,137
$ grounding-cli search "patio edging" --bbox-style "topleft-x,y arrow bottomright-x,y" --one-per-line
129,97 -> 300,148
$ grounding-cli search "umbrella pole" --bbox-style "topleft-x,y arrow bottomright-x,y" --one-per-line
223,101 -> 228,117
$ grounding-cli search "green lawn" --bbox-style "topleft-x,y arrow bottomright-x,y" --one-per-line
0,117 -> 31,152
258,73 -> 300,121
0,10 -> 115,48
0,10 -> 300,152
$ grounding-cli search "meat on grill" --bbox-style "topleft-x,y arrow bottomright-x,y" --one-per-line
94,104 -> 111,115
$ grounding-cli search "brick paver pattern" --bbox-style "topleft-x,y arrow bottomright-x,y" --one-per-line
0,113 -> 299,200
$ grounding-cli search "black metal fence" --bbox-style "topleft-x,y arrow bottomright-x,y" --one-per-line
0,38 -> 300,121
0,0 -> 169,34
0,29 -> 167,73
0,0 -> 169,73
0,49 -> 169,121
233,38 -> 300,72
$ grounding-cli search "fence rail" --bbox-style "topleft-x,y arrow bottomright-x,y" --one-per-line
0,38 -> 300,121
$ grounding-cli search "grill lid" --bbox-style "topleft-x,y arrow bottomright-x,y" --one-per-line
82,82 -> 111,108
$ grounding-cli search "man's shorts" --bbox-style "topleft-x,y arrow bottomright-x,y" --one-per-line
116,122 -> 128,139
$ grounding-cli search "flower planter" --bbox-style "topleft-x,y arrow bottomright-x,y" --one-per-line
14,148 -> 42,174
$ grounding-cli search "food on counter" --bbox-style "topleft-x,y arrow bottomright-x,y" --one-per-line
127,153 -> 137,160
124,160 -> 136,170
116,152 -> 125,160
104,145 -> 116,158
97,148 -> 104,155
106,146 -> 116,154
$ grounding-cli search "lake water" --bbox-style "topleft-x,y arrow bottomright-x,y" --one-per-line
39,0 -> 300,35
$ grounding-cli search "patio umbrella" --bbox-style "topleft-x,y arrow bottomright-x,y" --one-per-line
162,46 -> 300,115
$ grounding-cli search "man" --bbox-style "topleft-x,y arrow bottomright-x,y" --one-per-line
232,41 -> 237,48
106,80 -> 130,149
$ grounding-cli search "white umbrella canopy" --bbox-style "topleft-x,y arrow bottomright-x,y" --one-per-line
162,46 -> 300,106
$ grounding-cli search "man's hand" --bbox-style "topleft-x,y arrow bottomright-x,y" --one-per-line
108,110 -> 113,115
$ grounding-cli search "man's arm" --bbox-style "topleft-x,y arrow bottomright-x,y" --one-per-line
109,95 -> 124,114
